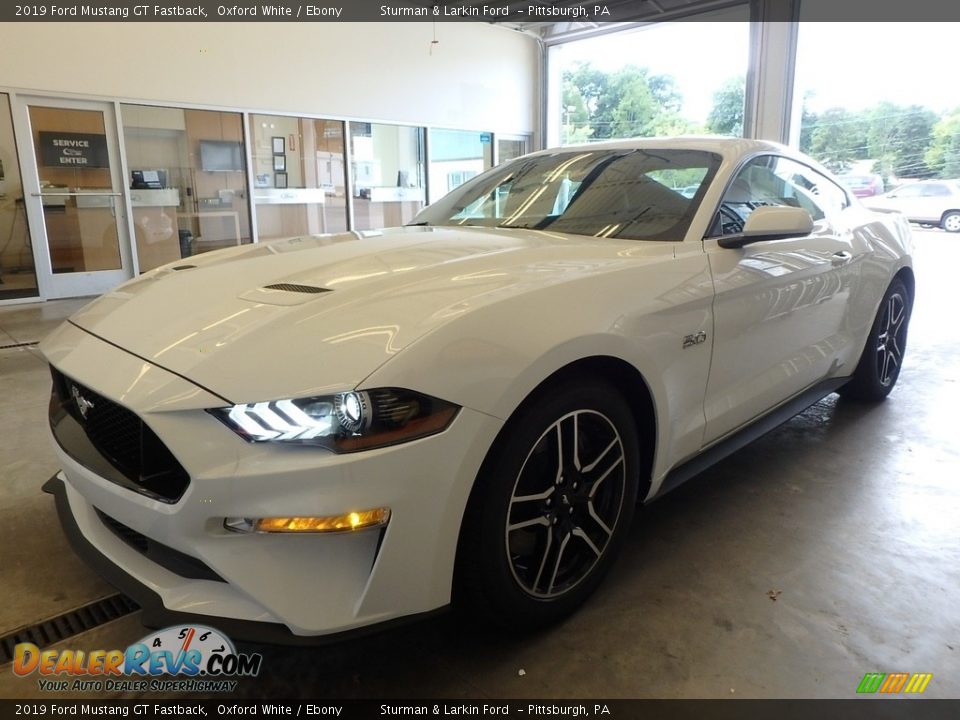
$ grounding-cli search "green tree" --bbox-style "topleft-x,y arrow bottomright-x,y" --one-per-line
925,108 -> 960,178
706,77 -> 745,137
808,108 -> 868,173
561,62 -> 687,143
890,106 -> 937,178
561,81 -> 593,143
868,103 -> 936,178
798,92 -> 818,154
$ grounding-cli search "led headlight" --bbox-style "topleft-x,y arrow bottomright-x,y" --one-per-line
208,388 -> 459,452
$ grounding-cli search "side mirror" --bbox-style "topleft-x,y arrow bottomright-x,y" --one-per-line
718,206 -> 815,249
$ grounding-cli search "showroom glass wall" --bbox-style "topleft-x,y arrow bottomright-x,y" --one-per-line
427,129 -> 493,204
547,8 -> 751,146
249,114 -> 348,240
350,122 -> 426,231
792,15 -> 959,191
0,93 -> 38,300
121,105 -> 253,273
0,89 -> 524,304
496,137 -> 529,165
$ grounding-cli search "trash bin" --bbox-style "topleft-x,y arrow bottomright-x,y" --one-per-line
178,229 -> 193,258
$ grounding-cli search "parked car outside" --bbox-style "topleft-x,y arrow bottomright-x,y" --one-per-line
864,179 -> 960,232
840,173 -> 885,198
41,138 -> 915,641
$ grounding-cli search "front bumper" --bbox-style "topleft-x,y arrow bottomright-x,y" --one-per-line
42,322 -> 502,640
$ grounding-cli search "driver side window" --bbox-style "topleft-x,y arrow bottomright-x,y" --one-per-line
712,155 -> 846,236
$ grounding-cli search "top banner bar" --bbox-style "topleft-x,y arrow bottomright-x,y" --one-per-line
2,0 -> 959,22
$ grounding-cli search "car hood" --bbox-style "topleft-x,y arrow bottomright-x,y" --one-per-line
67,226 -> 671,404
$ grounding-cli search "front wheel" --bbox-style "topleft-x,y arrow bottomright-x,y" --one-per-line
455,380 -> 640,630
838,277 -> 911,401
942,211 -> 960,233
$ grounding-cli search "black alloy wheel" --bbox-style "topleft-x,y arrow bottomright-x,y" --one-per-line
455,379 -> 640,629
839,277 -> 911,401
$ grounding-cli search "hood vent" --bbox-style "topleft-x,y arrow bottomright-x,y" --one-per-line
170,265 -> 197,271
263,283 -> 330,294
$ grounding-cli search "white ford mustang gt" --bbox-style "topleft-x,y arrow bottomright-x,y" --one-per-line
41,138 -> 914,642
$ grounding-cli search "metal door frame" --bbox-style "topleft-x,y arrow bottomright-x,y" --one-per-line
12,95 -> 134,299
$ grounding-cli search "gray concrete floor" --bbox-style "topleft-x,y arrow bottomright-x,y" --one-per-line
0,229 -> 957,700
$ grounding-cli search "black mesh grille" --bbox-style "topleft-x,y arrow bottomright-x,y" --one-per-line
94,508 -> 224,582
95,508 -> 149,552
49,368 -> 190,503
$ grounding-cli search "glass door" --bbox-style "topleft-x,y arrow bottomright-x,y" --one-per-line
14,97 -> 132,298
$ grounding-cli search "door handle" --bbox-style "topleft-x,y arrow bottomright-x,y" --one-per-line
831,250 -> 852,266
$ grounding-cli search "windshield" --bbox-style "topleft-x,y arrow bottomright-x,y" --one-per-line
411,148 -> 722,241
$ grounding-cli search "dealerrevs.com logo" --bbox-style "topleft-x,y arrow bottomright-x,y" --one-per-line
13,625 -> 262,693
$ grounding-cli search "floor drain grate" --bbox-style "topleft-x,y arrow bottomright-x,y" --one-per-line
0,594 -> 139,666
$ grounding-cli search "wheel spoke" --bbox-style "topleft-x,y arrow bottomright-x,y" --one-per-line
589,452 -> 624,499
546,532 -> 571,594
891,337 -> 903,364
572,526 -> 603,558
889,343 -> 901,368
512,486 -> 554,504
554,423 -> 564,486
586,501 -> 614,538
557,414 -> 579,475
531,526 -> 554,592
889,295 -> 904,329
582,437 -> 618,473
881,347 -> 893,384
508,516 -> 551,533
572,413 -> 581,471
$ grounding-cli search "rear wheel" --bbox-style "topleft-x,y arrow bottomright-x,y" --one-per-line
455,380 -> 640,629
942,211 -> 960,233
838,277 -> 911,401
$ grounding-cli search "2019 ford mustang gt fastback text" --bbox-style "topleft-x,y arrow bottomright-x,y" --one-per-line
41,138 -> 914,641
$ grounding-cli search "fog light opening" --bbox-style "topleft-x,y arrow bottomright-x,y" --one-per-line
224,508 -> 390,534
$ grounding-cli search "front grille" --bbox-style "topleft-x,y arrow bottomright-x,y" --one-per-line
49,368 -> 190,503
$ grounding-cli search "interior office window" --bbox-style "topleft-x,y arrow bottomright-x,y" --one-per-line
350,123 -> 425,230
793,15 -> 957,189
497,137 -> 529,165
121,105 -> 252,273
427,129 -> 492,204
549,9 -> 749,145
0,93 -> 38,300
249,114 -> 347,241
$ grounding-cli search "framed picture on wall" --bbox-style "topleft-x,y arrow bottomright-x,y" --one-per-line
273,155 -> 286,172
272,136 -> 285,155
274,172 -> 288,189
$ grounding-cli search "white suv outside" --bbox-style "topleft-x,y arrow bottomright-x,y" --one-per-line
865,179 -> 960,232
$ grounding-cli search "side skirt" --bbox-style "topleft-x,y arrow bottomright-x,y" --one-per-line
652,377 -> 849,500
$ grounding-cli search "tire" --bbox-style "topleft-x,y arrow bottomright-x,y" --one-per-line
455,379 -> 640,630
942,211 -> 960,233
838,277 -> 911,401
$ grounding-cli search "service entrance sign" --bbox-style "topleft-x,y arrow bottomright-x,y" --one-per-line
38,131 -> 109,168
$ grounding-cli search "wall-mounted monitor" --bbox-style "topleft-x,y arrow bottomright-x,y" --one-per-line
199,140 -> 244,172
131,169 -> 167,189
